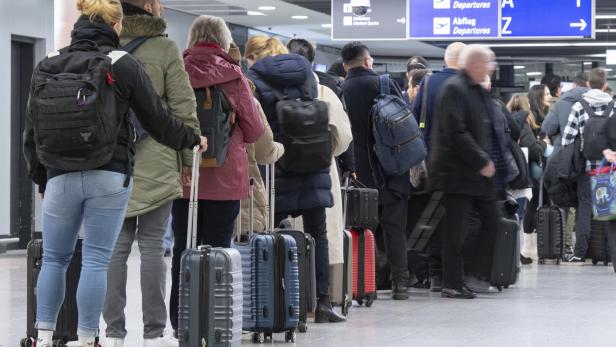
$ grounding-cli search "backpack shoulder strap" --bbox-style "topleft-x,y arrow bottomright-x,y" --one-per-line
419,74 -> 431,129
579,99 -> 597,118
120,36 -> 151,54
605,100 -> 615,117
379,74 -> 390,96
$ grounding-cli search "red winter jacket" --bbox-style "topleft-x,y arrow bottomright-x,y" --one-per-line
183,43 -> 265,200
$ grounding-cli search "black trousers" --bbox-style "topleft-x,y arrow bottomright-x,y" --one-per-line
275,207 -> 329,297
378,190 -> 409,282
442,194 -> 499,290
169,198 -> 240,330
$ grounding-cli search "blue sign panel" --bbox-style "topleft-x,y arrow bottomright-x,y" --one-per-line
406,0 -> 595,40
409,0 -> 499,39
500,0 -> 593,38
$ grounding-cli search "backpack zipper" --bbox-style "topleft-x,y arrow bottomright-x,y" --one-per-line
394,132 -> 422,152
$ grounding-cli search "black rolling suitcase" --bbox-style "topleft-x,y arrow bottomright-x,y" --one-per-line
490,200 -> 521,290
588,220 -> 610,266
536,179 -> 565,264
22,237 -> 83,347
177,147 -> 243,347
275,227 -> 316,333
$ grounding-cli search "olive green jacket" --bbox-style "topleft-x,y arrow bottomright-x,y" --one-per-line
120,15 -> 199,217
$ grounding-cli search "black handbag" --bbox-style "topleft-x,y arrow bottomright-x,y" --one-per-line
342,175 -> 379,230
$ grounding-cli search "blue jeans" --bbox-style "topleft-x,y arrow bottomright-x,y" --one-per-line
36,171 -> 132,337
164,216 -> 173,250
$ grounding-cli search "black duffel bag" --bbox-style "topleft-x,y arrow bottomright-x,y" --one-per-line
342,175 -> 379,230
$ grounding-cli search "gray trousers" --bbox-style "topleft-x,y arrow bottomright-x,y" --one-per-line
103,202 -> 172,339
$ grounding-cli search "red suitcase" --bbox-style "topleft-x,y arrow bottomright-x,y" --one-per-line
350,229 -> 376,307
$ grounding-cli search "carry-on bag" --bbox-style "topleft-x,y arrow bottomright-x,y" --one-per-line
234,164 -> 300,344
536,177 -> 565,264
22,238 -> 82,347
588,219 -> 610,266
490,215 -> 520,290
407,191 -> 445,253
343,175 -> 379,230
177,147 -> 243,347
590,162 -> 616,221
275,227 -> 316,333
344,176 -> 376,307
328,230 -> 353,316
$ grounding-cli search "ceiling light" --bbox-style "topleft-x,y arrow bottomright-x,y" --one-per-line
489,42 -> 616,48
292,15 -> 308,19
605,68 -> 613,72
596,15 -> 616,19
514,65 -> 525,69
321,23 -> 332,28
526,72 -> 543,76
596,29 -> 614,33
584,62 -> 592,65
247,11 -> 266,16
257,6 -> 276,11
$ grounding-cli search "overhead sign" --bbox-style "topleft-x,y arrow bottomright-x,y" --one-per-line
331,0 -> 595,40
331,0 -> 408,40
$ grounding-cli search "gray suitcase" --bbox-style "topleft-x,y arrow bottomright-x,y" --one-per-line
178,147 -> 243,347
328,229 -> 352,316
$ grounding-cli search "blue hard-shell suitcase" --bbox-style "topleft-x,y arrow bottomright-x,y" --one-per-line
233,165 -> 300,343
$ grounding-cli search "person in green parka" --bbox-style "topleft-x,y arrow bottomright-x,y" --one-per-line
102,1 -> 200,346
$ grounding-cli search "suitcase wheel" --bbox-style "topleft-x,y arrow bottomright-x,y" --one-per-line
252,333 -> 265,344
504,285 -> 510,289
298,321 -> 308,333
20,337 -> 33,347
496,286 -> 503,292
539,259 -> 545,265
285,330 -> 296,343
52,339 -> 67,347
556,258 -> 561,265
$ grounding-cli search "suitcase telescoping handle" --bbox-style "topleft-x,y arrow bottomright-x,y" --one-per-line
186,146 -> 200,250
265,163 -> 276,232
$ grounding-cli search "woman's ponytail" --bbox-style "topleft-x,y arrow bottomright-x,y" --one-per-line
76,0 -> 123,26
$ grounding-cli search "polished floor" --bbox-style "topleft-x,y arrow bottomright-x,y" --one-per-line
1,246 -> 615,347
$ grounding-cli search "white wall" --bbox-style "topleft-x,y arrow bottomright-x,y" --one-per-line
0,0 -> 54,235
164,9 -> 197,53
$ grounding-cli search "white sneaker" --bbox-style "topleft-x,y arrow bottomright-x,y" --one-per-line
143,335 -> 179,347
105,337 -> 125,347
65,337 -> 96,347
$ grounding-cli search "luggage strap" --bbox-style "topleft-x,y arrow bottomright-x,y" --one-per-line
419,75 -> 431,129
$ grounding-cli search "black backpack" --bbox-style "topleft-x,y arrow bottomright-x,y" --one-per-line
194,86 -> 234,167
508,137 -> 533,190
581,99 -> 615,160
28,40 -> 126,171
271,81 -> 332,173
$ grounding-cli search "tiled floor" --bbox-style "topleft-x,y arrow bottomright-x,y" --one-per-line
2,246 -> 615,347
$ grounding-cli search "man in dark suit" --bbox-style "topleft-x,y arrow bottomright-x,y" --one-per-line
341,42 -> 411,300
430,44 -> 504,299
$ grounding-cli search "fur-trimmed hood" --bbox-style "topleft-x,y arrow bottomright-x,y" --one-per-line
121,14 -> 166,38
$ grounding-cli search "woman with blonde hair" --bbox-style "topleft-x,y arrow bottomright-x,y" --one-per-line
508,89 -> 551,236
168,15 -> 265,333
24,1 -> 206,346
245,35 -> 347,323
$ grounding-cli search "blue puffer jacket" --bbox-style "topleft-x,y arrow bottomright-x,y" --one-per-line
248,54 -> 333,213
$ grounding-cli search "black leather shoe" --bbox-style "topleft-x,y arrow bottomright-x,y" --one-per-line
430,277 -> 442,293
314,296 -> 346,323
520,254 -> 533,265
441,287 -> 477,299
392,280 -> 409,300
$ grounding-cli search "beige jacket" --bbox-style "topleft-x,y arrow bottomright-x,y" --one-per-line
239,99 -> 284,235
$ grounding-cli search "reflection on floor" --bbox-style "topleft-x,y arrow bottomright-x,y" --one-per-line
1,246 -> 615,347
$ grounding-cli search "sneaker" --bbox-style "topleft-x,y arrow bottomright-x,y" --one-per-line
463,275 -> 491,293
391,279 -> 409,300
143,335 -> 179,347
566,255 -> 585,263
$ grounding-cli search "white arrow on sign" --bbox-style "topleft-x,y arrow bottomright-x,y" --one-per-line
397,17 -> 406,24
570,19 -> 587,31
577,0 -> 581,7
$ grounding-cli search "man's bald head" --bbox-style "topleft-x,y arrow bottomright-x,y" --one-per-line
444,42 -> 466,69
459,44 -> 496,84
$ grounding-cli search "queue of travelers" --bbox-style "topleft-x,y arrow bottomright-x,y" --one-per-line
22,0 -> 616,346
